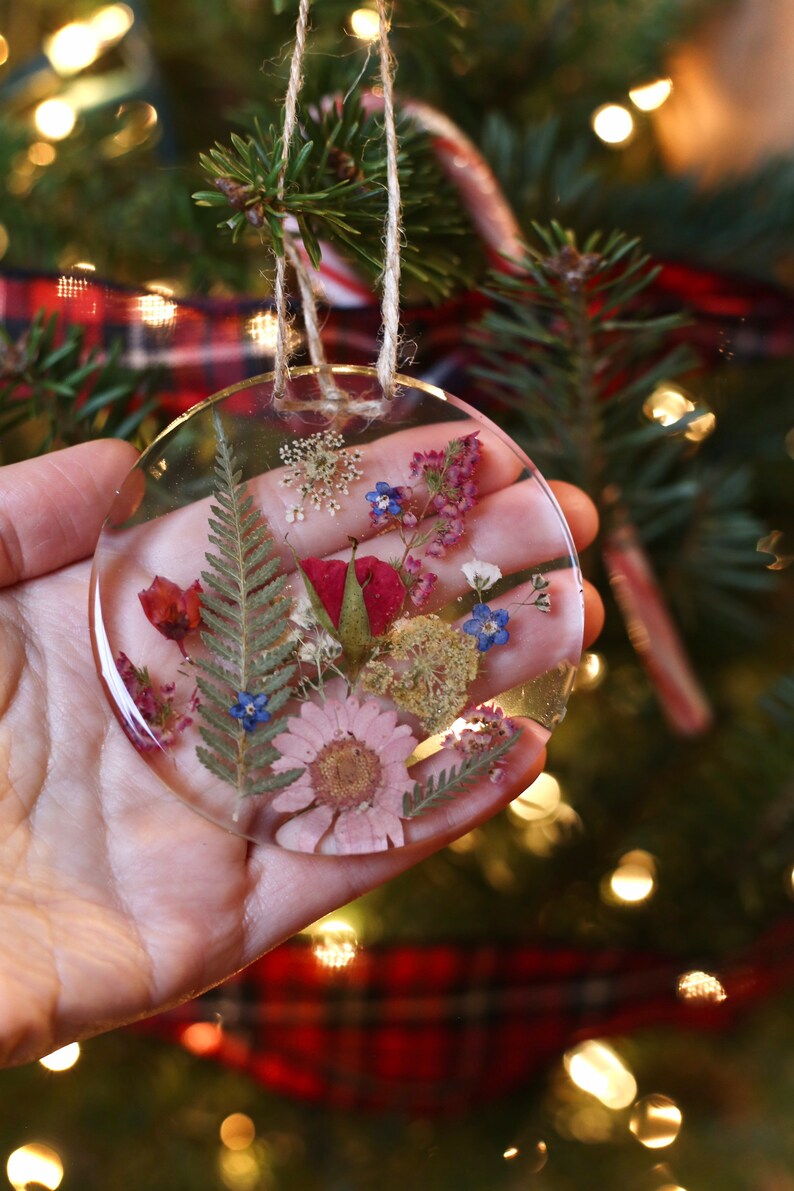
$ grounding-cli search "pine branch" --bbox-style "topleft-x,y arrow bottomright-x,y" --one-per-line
194,81 -> 480,302
0,311 -> 160,459
403,733 -> 521,819
195,411 -> 303,802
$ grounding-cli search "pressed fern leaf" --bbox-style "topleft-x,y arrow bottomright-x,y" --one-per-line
195,410 -> 303,802
403,732 -> 521,819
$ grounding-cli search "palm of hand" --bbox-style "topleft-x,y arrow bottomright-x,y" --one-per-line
0,440 -> 601,1065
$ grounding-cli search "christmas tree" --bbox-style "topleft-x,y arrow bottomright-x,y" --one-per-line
1,2 -> 793,1188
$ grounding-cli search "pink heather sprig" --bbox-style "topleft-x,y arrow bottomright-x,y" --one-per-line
366,433 -> 482,607
116,652 -> 198,751
403,554 -> 438,607
443,703 -> 519,783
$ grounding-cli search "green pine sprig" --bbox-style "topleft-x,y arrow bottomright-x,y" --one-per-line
195,411 -> 303,803
0,310 -> 160,459
403,732 -> 521,819
194,84 -> 478,302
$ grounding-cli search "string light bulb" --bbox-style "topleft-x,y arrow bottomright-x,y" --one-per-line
349,8 -> 380,41
575,651 -> 607,691
564,1040 -> 637,1109
34,98 -> 76,141
311,918 -> 359,969
629,78 -> 673,111
6,1144 -> 64,1190
643,382 -> 716,442
605,850 -> 657,904
45,21 -> 101,75
39,1042 -> 80,1071
508,772 -> 561,822
629,1094 -> 683,1148
591,104 -> 634,146
676,970 -> 727,1003
220,1113 -> 256,1151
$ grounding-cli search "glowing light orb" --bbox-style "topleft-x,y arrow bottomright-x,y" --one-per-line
46,22 -> 101,75
508,772 -> 561,822
564,1040 -> 637,1109
220,1113 -> 256,1151
349,8 -> 380,41
629,1094 -> 683,1148
311,919 -> 359,969
39,1042 -> 80,1071
629,77 -> 673,111
34,99 -> 77,141
6,1144 -> 64,1190
677,970 -> 727,1003
591,104 -> 634,145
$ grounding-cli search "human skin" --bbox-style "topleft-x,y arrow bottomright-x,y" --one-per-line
0,439 -> 603,1067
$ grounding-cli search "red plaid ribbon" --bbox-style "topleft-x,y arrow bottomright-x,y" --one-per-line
140,920 -> 794,1113
2,265 -> 793,428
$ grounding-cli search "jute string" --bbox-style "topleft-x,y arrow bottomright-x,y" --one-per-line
273,0 -> 402,402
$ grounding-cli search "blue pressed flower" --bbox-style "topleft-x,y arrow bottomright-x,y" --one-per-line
365,481 -> 403,518
462,603 -> 510,652
229,690 -> 271,732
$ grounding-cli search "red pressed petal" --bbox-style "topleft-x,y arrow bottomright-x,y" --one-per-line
181,580 -> 204,629
300,557 -> 348,628
355,556 -> 405,636
138,575 -> 185,630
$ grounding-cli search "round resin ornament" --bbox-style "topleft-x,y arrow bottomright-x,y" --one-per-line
91,366 -> 584,854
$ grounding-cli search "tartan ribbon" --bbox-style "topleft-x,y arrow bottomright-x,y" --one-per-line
2,265 -> 793,430
140,920 -> 794,1113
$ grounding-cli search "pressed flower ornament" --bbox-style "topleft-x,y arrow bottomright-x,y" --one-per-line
89,2 -> 585,854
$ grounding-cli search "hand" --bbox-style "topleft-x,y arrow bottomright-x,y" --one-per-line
0,437 -> 603,1066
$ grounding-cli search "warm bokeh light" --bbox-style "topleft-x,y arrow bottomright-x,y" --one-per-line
0,35 -> 9,66
0,224 -> 8,261
629,1094 -> 683,1148
607,850 -> 657,904
564,1040 -> 637,1109
28,141 -> 57,166
502,1146 -> 519,1160
92,3 -> 135,44
447,828 -> 481,853
508,772 -> 561,822
6,1144 -> 64,1190
756,530 -> 794,572
643,383 -> 716,443
56,265 -> 94,300
46,21 -> 101,75
629,77 -> 673,111
218,1146 -> 260,1191
181,1022 -> 223,1055
34,99 -> 76,142
591,104 -> 634,145
677,969 -> 727,1003
311,919 -> 359,969
139,287 -> 177,329
246,310 -> 301,355
34,98 -> 77,141
220,1113 -> 256,1151
349,8 -> 380,41
39,1042 -> 80,1072
575,651 -> 607,690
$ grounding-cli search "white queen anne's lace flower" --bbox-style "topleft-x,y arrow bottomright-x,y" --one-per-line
461,558 -> 502,593
278,431 -> 363,520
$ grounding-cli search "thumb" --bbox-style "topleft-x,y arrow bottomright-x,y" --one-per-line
0,440 -> 139,587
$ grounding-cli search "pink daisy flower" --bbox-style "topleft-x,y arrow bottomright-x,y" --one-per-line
270,693 -> 418,854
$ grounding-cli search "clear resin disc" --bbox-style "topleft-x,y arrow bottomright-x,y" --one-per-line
90,366 -> 584,854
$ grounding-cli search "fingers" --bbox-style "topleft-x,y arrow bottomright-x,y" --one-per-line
241,722 -> 547,952
0,440 -> 140,588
